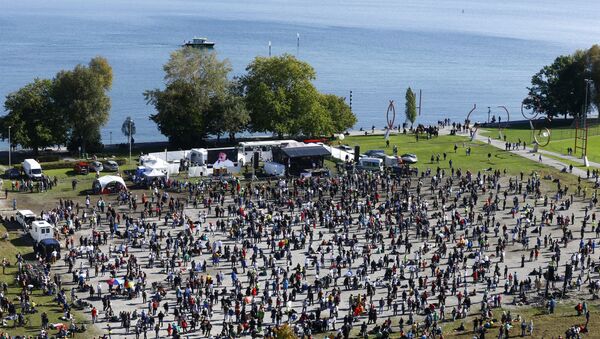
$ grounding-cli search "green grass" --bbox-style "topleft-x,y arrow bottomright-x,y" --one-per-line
481,126 -> 600,164
439,303 -> 600,338
341,133 -> 591,189
0,221 -> 100,338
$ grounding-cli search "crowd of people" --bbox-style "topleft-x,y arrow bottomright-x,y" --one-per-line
1,130 -> 600,339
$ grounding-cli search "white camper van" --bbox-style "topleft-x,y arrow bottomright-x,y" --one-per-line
29,220 -> 55,243
22,159 -> 43,180
16,210 -> 37,230
358,157 -> 384,171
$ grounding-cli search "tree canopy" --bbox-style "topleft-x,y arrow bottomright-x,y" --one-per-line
405,87 -> 417,126
145,47 -> 244,148
0,79 -> 61,153
0,56 -> 112,154
525,45 -> 600,118
52,56 -> 112,152
122,116 -> 136,140
241,54 -> 355,137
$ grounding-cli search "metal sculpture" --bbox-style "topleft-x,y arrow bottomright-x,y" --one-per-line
386,100 -> 396,130
521,96 -> 540,120
521,97 -> 551,149
496,106 -> 511,139
534,127 -> 551,147
465,104 -> 478,140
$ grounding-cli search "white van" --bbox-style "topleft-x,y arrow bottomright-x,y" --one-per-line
22,159 -> 43,180
29,220 -> 55,243
358,157 -> 384,171
16,210 -> 37,230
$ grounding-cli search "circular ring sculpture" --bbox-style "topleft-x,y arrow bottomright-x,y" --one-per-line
465,104 -> 479,136
496,106 -> 510,127
386,100 -> 396,130
533,127 -> 551,147
521,96 -> 540,120
520,97 -> 552,148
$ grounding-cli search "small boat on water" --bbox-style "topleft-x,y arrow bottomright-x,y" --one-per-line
183,37 -> 215,49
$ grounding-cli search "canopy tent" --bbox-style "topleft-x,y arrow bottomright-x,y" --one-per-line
142,169 -> 166,179
139,155 -> 169,173
93,175 -> 127,194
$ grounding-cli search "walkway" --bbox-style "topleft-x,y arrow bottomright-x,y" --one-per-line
468,130 -> 599,183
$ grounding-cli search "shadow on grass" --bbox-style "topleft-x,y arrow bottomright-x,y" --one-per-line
9,235 -> 36,261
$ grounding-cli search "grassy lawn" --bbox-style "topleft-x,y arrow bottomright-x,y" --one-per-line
439,303 -> 600,338
481,125 -> 600,164
0,220 -> 100,338
342,133 -> 592,189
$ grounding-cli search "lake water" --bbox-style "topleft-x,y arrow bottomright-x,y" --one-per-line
1,0 -> 599,147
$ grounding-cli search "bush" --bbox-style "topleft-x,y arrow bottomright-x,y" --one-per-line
273,325 -> 297,339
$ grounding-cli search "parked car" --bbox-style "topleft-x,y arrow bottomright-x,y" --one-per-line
338,145 -> 354,153
74,162 -> 90,175
103,160 -> 119,172
3,167 -> 20,179
400,153 -> 418,164
90,161 -> 103,172
364,150 -> 386,158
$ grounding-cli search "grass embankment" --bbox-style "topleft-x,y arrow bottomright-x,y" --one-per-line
0,220 -> 100,338
342,133 -> 591,189
440,303 -> 600,338
481,125 -> 600,164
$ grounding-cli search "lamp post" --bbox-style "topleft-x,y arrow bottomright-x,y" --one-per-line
583,79 -> 592,166
268,41 -> 272,57
129,118 -> 133,164
487,106 -> 491,124
349,90 -> 353,111
110,131 -> 112,147
8,126 -> 11,168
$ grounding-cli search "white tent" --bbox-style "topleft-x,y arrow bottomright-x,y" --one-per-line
142,169 -> 166,179
94,175 -> 127,193
139,155 -> 169,173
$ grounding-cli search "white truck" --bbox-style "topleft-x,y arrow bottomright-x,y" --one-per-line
358,157 -> 384,171
29,220 -> 55,244
16,210 -> 37,230
22,159 -> 43,180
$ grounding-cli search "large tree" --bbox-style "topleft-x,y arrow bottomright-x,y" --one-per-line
241,54 -> 355,137
0,78 -> 64,153
145,47 -> 236,147
524,48 -> 599,119
208,84 -> 251,141
52,56 -> 112,152
405,87 -> 417,127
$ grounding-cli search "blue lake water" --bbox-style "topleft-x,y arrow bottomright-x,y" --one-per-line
1,0 -> 599,147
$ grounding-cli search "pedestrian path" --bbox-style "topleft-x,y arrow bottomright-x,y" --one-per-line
468,130 -> 599,182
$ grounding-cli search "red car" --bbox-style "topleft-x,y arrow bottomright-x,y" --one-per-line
74,162 -> 90,175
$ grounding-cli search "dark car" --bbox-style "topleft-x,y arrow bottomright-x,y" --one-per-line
364,150 -> 386,158
34,238 -> 61,261
3,168 -> 20,179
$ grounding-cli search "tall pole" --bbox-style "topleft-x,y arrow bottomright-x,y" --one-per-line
268,41 -> 272,57
487,106 -> 491,124
418,89 -> 422,116
296,33 -> 300,56
349,90 -> 353,111
129,119 -> 132,164
583,79 -> 591,166
110,131 -> 112,147
8,126 -> 11,168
